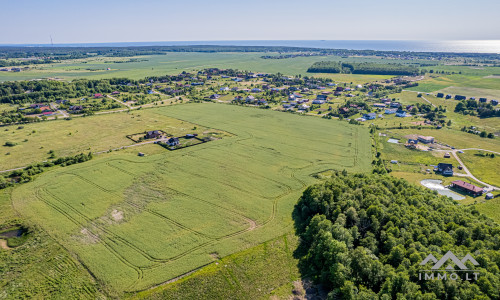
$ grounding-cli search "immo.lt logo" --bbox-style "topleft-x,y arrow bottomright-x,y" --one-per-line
419,250 -> 480,281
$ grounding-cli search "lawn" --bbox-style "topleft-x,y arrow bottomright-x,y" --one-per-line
11,103 -> 372,295
458,150 -> 500,187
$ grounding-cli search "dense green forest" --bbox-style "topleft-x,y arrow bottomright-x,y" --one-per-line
307,61 -> 420,75
293,172 -> 500,299
0,78 -> 141,104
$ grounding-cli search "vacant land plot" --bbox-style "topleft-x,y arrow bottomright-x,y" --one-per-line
407,74 -> 500,93
0,106 -> 208,170
12,103 -> 371,294
458,150 -> 500,187
437,86 -> 500,100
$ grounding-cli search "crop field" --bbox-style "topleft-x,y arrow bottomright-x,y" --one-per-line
11,103 -> 371,294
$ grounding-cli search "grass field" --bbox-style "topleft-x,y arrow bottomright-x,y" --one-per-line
458,150 -> 500,187
0,106 -> 211,170
11,103 -> 371,295
407,74 -> 500,93
0,53 -> 395,84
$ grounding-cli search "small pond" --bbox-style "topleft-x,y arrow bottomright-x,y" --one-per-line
0,228 -> 26,238
420,179 -> 465,200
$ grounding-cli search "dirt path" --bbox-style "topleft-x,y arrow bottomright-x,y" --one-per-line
0,239 -> 10,250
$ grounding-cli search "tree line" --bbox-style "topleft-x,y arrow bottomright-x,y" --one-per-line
307,61 -> 420,76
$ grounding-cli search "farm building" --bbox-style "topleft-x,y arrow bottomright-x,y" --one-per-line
436,163 -> 453,176
417,135 -> 434,144
450,180 -> 484,197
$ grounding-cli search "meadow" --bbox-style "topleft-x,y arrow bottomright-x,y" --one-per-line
457,150 -> 500,187
11,103 -> 371,295
0,106 -> 205,171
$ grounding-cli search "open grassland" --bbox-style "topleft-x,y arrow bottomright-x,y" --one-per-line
476,198 -> 500,224
458,150 -> 500,187
0,53 -> 396,84
11,103 -> 371,295
407,74 -> 500,92
0,189 -> 105,299
385,128 -> 500,152
133,232 -> 300,300
437,86 -> 500,100
0,106 -> 209,170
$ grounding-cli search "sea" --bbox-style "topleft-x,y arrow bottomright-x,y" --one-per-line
2,40 -> 500,54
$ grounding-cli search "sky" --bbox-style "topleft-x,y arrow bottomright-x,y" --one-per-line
1,0 -> 499,44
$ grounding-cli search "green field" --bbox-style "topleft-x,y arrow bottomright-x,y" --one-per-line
0,53 -> 395,84
458,150 -> 500,187
408,74 -> 500,92
11,103 -> 371,295
0,106 -> 210,171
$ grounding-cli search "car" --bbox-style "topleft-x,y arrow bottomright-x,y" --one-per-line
458,150 -> 464,153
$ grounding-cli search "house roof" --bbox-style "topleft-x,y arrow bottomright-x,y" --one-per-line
451,180 -> 483,193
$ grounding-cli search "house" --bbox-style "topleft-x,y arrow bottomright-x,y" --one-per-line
390,102 -> 401,108
390,160 -> 398,164
138,152 -> 145,157
491,100 -> 498,105
145,130 -> 162,139
231,87 -> 239,92
437,163 -> 453,176
450,180 -> 483,197
436,93 -> 444,98
396,110 -> 406,117
251,88 -> 262,93
185,133 -> 198,138
407,139 -> 418,144
312,100 -> 325,104
220,87 -> 229,92
385,109 -> 397,114
373,103 -> 386,108
339,107 -> 350,114
454,95 -> 466,100
485,193 -> 494,200
298,104 -> 310,111
445,94 -> 452,99
167,137 -> 180,146
444,152 -> 451,158
316,94 -> 328,101
147,90 -> 154,94
111,91 -> 120,95
210,94 -> 220,100
246,95 -> 255,103
94,93 -> 103,98
363,113 -> 377,120
69,105 -> 83,112
479,98 -> 487,103
417,135 -> 434,144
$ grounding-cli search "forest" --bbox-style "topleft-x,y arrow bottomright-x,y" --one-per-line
293,172 -> 500,299
307,61 -> 420,75
0,78 -> 142,104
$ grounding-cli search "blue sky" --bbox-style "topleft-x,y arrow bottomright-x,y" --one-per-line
1,0 -> 499,44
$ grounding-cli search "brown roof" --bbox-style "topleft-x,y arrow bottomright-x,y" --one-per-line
451,180 -> 483,193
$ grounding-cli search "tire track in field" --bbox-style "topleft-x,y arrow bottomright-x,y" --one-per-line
33,188 -> 144,281
41,184 -> 169,264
